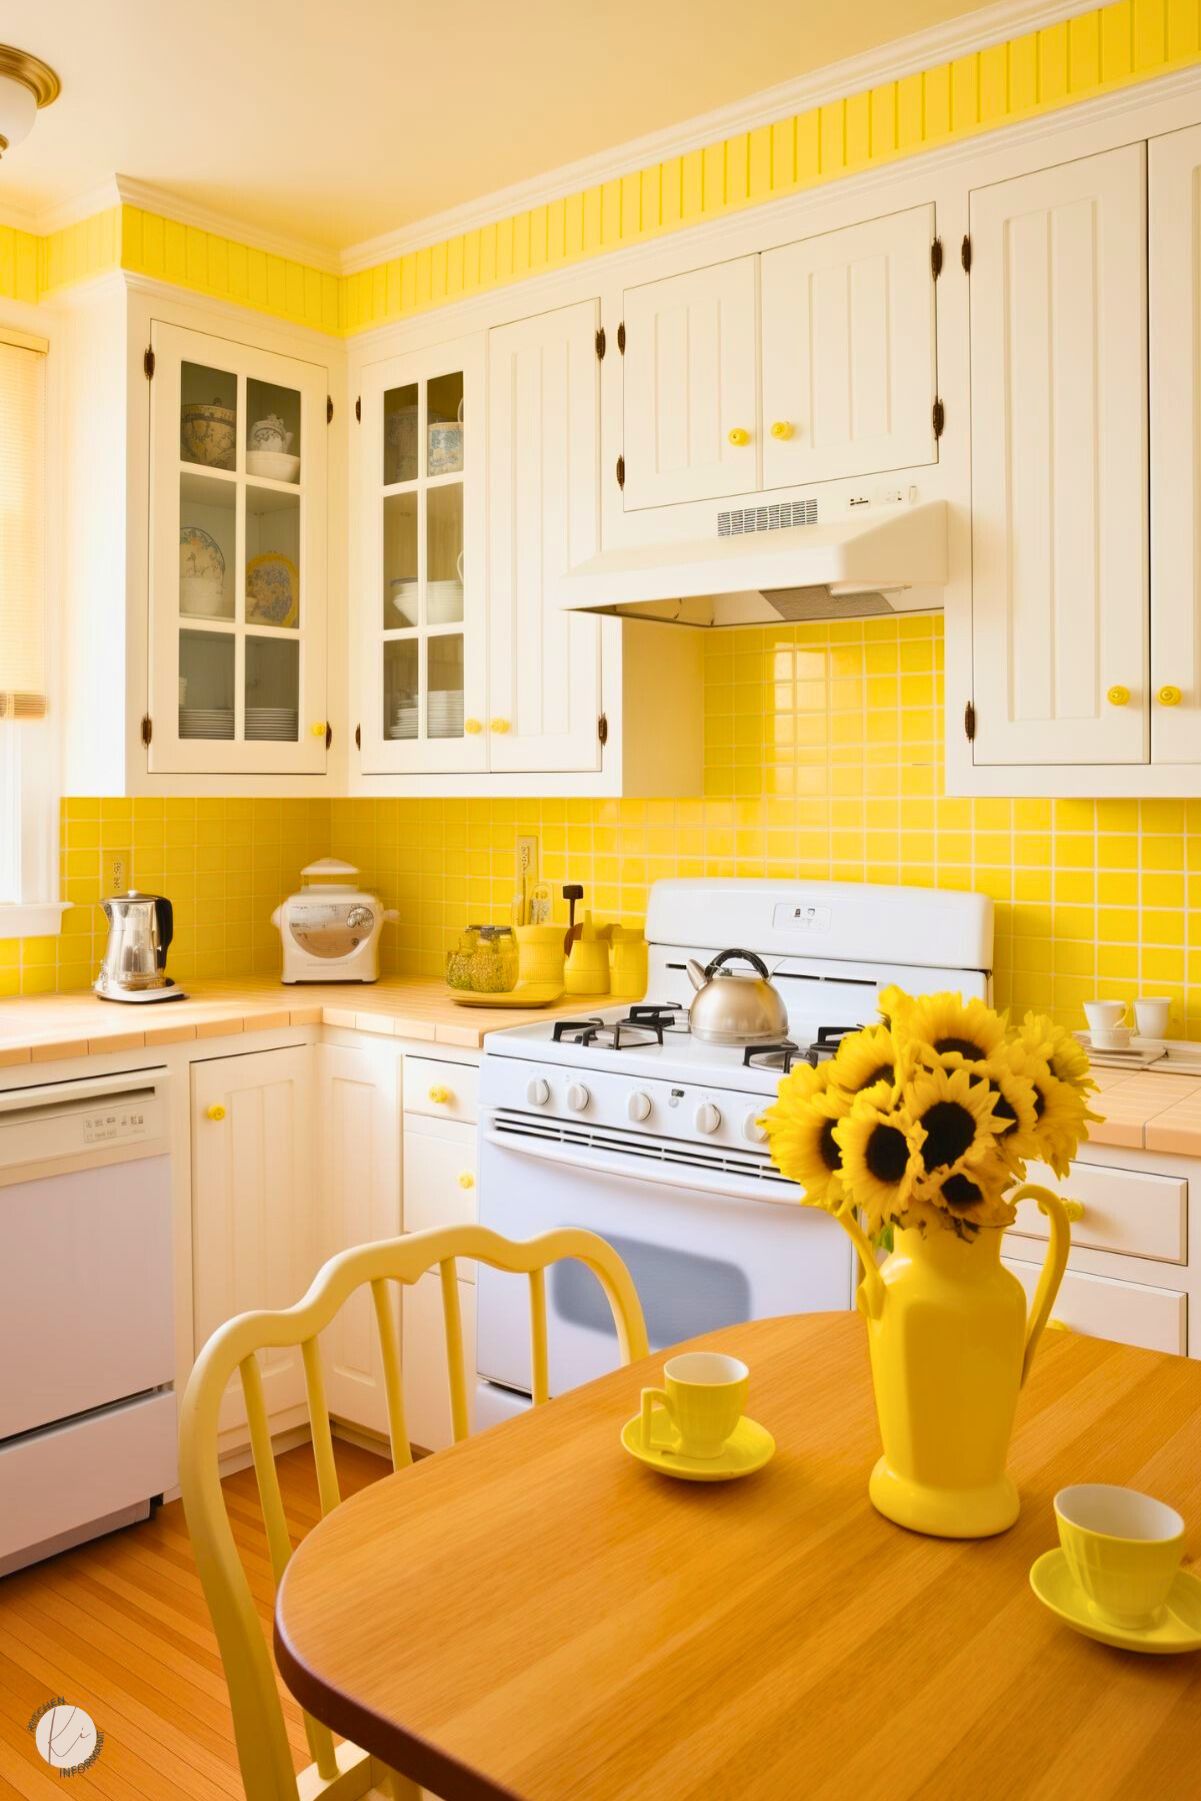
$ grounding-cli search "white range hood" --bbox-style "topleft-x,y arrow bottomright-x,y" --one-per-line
560,499 -> 948,626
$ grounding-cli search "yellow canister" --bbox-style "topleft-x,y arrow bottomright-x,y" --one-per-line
515,924 -> 565,987
609,925 -> 648,997
564,913 -> 610,995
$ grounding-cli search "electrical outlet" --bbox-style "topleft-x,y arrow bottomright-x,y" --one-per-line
516,835 -> 539,883
107,853 -> 127,896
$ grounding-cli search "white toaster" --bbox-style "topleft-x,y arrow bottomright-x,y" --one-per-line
271,860 -> 396,983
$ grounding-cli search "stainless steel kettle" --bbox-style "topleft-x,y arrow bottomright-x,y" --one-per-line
95,891 -> 180,1002
685,948 -> 789,1046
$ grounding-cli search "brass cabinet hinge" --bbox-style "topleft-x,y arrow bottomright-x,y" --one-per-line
143,347 -> 155,380
598,712 -> 609,746
355,396 -> 361,422
932,397 -> 945,439
326,395 -> 334,424
616,454 -> 625,489
325,722 -> 333,750
931,237 -> 943,279
595,326 -> 606,360
617,321 -> 626,354
964,700 -> 976,741
141,714 -> 153,746
961,233 -> 972,273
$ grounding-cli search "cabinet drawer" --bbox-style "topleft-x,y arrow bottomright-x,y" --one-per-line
404,1056 -> 478,1125
402,1270 -> 476,1454
1003,1258 -> 1186,1354
403,1117 -> 478,1262
1010,1161 -> 1186,1264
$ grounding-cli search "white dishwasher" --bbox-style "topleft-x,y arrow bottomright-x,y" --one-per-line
0,1067 -> 176,1575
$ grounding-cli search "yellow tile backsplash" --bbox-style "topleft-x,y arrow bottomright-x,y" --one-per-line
5,616 -> 1201,1035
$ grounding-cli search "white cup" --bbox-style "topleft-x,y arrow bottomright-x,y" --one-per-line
1092,1026 -> 1132,1051
1134,996 -> 1172,1040
1084,1000 -> 1127,1037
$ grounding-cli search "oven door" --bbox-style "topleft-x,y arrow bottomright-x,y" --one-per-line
477,1120 -> 853,1399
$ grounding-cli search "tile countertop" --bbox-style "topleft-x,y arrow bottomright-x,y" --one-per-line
0,978 -> 633,1067
1083,1066 -> 1201,1157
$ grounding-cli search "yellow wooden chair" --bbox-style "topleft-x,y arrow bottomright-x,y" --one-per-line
179,1223 -> 648,1801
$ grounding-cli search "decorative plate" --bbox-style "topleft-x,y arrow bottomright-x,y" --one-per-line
179,525 -> 225,584
246,552 -> 299,628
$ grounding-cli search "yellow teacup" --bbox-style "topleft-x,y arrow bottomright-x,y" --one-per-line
1055,1484 -> 1185,1628
641,1351 -> 748,1460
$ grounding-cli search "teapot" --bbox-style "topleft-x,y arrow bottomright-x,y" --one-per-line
249,413 -> 293,453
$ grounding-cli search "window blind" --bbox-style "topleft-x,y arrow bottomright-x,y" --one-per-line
0,330 -> 47,720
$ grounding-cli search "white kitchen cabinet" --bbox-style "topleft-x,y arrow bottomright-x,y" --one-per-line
1150,123 -> 1201,762
1004,1256 -> 1186,1354
402,1270 -> 476,1454
358,334 -> 487,775
191,1046 -> 316,1434
488,300 -> 603,772
404,1115 -> 477,1248
622,255 -> 758,508
760,205 -> 938,489
968,145 -> 1148,767
316,1041 -> 403,1435
148,320 -> 330,776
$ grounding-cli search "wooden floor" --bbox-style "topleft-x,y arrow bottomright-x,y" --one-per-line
0,1440 -> 391,1800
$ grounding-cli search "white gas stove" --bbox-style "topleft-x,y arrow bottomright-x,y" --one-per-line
475,878 -> 993,1425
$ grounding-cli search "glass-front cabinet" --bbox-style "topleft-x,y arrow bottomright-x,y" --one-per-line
148,321 -> 328,774
358,336 -> 485,773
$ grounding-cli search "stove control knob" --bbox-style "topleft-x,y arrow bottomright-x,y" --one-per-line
695,1102 -> 722,1134
527,1078 -> 551,1107
567,1082 -> 591,1113
743,1111 -> 768,1144
627,1091 -> 653,1123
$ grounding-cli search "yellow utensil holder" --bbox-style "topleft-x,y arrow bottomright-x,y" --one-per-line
564,940 -> 610,996
515,924 -> 566,987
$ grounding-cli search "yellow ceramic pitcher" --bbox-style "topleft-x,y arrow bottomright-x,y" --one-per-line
839,1185 -> 1076,1538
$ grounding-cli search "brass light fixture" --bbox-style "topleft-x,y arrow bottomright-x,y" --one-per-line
0,46 -> 60,158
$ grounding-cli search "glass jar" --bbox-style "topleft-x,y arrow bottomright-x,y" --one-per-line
445,924 -> 518,993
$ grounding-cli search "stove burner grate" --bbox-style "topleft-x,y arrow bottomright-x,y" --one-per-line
743,1040 -> 801,1074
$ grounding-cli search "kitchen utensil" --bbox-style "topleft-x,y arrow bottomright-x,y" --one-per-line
271,859 -> 396,983
640,1351 -> 749,1459
180,398 -> 235,469
1084,999 -> 1127,1035
1054,1484 -> 1186,1628
1029,1549 -> 1201,1653
516,924 -> 564,987
563,884 -> 584,956
95,891 -> 185,1002
246,449 -> 301,483
685,949 -> 789,1046
449,983 -> 565,1009
1135,997 -> 1172,1039
620,1410 -> 775,1482
246,552 -> 299,627
564,913 -> 609,995
527,882 -> 553,926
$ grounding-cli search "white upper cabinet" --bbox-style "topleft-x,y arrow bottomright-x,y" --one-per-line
760,205 -> 938,489
357,335 -> 487,775
488,300 -> 603,773
968,145 -> 1148,767
1150,124 -> 1201,764
148,320 -> 329,776
621,255 -> 758,508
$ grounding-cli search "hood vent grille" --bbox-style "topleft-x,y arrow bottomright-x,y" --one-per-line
717,498 -> 817,537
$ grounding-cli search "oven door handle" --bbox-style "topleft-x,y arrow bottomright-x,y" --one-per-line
481,1127 -> 792,1208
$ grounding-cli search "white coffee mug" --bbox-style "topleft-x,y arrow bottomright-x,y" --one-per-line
1084,1000 -> 1127,1036
1092,1027 -> 1132,1051
1134,996 -> 1171,1040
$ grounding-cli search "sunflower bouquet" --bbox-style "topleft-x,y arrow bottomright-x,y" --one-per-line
762,990 -> 1100,1240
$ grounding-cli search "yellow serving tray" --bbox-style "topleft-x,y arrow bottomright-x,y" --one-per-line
448,984 -> 565,1009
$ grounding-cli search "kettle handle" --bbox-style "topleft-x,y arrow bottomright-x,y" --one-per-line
153,896 -> 174,969
705,948 -> 770,980
1014,1183 -> 1080,1386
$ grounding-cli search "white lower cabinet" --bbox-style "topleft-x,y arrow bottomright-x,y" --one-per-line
191,1046 -> 316,1436
402,1271 -> 477,1454
316,1041 -> 403,1436
1004,1256 -> 1187,1355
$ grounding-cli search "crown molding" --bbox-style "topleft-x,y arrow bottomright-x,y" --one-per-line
112,176 -> 341,273
34,178 -> 122,235
336,0 -> 1089,272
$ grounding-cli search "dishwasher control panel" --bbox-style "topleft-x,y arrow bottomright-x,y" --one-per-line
0,1071 -> 169,1183
83,1103 -> 150,1145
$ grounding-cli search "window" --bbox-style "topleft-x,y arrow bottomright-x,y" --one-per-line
0,325 -> 62,936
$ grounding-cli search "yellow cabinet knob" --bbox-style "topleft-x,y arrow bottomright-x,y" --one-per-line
310,721 -> 326,737
1159,684 -> 1183,707
206,1103 -> 226,1122
428,1085 -> 452,1105
727,427 -> 750,447
458,1171 -> 476,1190
465,717 -> 483,735
770,420 -> 794,440
491,718 -> 511,734
1106,685 -> 1130,707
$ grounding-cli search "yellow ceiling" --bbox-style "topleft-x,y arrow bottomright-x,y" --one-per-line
1,0 -> 1007,253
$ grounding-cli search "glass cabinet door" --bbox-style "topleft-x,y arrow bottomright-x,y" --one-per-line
149,322 -> 328,775
361,336 -> 485,773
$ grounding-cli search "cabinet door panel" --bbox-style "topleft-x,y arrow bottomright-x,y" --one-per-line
762,205 -> 937,487
969,146 -> 1147,766
403,1117 -> 477,1258
1150,124 -> 1201,762
191,1047 -> 314,1433
488,301 -> 602,772
1004,1258 -> 1185,1354
623,257 -> 758,508
317,1044 -> 402,1434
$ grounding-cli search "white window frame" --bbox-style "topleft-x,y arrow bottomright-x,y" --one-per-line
0,309 -> 63,938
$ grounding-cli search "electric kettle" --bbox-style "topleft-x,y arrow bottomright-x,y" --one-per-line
95,891 -> 186,1002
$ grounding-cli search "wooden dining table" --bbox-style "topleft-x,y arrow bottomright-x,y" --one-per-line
274,1315 -> 1201,1801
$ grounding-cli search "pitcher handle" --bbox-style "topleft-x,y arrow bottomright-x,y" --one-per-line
1014,1183 -> 1082,1386
836,1206 -> 886,1320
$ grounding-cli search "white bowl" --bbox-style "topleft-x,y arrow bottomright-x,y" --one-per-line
246,450 -> 301,483
180,575 -> 228,617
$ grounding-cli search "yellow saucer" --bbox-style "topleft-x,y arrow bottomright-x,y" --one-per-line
620,1412 -> 775,1482
1030,1549 -> 1201,1653
448,984 -> 565,1009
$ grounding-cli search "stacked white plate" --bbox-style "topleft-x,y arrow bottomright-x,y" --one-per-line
180,707 -> 234,739
428,691 -> 464,735
387,703 -> 419,740
246,707 -> 298,741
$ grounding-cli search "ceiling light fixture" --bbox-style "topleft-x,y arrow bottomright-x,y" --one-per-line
0,46 -> 60,160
